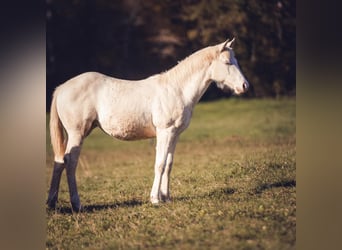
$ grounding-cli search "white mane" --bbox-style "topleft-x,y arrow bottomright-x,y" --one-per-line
159,45 -> 219,85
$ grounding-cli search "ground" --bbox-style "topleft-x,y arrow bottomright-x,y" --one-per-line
46,97 -> 296,249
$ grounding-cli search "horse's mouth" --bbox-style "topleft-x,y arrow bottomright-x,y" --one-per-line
234,83 -> 249,95
234,87 -> 245,95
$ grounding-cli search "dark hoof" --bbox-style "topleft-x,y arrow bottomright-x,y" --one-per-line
46,198 -> 57,210
71,203 -> 83,213
160,195 -> 172,203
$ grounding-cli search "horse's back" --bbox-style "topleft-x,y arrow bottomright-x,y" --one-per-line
56,72 -> 105,95
54,72 -> 157,140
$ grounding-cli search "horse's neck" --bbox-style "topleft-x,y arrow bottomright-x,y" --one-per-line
159,63 -> 213,108
180,68 -> 212,107
159,47 -> 217,108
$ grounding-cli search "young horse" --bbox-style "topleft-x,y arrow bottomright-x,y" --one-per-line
47,38 -> 249,211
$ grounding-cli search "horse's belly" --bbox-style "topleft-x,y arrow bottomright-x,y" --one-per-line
115,124 -> 156,140
101,117 -> 156,141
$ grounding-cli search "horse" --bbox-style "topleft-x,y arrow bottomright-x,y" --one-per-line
47,38 -> 249,212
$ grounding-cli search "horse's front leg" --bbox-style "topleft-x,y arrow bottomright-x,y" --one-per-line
160,136 -> 178,202
150,128 -> 177,204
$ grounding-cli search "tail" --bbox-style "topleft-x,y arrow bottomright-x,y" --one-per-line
50,89 -> 66,163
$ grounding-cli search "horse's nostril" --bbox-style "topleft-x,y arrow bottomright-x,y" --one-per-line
243,82 -> 248,91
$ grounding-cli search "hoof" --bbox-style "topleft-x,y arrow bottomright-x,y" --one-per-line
151,196 -> 172,205
71,203 -> 83,213
150,197 -> 160,205
46,198 -> 57,210
160,194 -> 172,203
162,198 -> 172,203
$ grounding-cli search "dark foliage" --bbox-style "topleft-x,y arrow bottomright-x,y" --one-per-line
46,0 -> 295,110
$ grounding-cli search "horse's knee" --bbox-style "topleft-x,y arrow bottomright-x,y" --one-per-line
156,165 -> 164,175
63,154 -> 70,165
155,161 -> 166,174
64,148 -> 81,168
64,154 -> 76,172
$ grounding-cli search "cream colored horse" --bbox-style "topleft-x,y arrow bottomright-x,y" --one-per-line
47,38 -> 249,211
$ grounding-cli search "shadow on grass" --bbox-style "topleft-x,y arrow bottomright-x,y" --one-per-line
173,180 -> 295,203
254,179 -> 296,194
47,180 -> 295,214
48,198 -> 144,214
174,187 -> 237,202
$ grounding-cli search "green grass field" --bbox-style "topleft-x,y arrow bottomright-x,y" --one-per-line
46,98 -> 296,249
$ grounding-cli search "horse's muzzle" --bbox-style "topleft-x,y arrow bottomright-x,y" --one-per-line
242,82 -> 249,92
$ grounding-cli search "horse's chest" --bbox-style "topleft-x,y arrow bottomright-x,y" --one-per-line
152,102 -> 192,132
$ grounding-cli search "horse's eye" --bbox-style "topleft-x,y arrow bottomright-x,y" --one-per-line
226,61 -> 232,65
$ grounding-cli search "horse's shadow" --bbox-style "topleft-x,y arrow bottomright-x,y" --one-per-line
172,187 -> 237,203
254,179 -> 296,194
47,187 -> 237,214
48,198 -> 144,214
47,180 -> 295,214
173,179 -> 296,202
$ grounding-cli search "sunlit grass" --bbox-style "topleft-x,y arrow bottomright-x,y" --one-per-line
46,97 -> 295,249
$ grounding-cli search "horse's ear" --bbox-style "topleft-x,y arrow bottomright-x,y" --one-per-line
220,39 -> 229,52
220,37 -> 235,52
227,37 -> 235,48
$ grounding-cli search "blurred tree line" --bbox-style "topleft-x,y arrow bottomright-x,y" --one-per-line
47,0 -> 295,110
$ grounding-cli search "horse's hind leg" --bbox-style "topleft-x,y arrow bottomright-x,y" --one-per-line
47,162 -> 65,209
64,132 -> 83,212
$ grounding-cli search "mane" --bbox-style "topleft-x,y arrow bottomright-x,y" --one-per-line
159,45 -> 219,84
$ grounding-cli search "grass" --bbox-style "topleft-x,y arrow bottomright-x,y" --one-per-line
46,97 -> 296,249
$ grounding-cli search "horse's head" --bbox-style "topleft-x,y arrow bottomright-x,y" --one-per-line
209,38 -> 249,95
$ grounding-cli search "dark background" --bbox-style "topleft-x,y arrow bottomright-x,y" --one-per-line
46,0 -> 295,111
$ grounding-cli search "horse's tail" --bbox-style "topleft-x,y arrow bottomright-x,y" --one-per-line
50,89 -> 66,163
